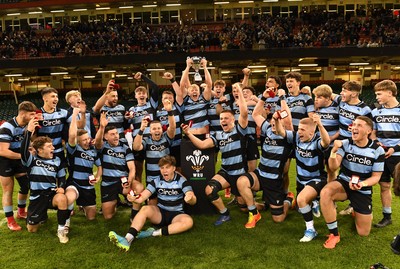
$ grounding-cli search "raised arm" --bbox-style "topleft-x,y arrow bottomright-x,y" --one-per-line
164,72 -> 183,106
76,100 -> 87,129
328,140 -> 343,171
68,107 -> 80,147
277,89 -> 293,131
201,58 -> 212,101
242,68 -> 251,87
132,119 -> 149,151
164,99 -> 176,139
179,58 -> 193,99
94,112 -> 108,149
135,72 -> 159,104
252,92 -> 267,128
92,80 -> 116,114
236,83 -> 248,129
313,114 -> 330,148
274,113 -> 286,138
21,117 -> 39,164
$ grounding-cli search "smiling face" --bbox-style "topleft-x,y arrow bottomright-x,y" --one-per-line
220,111 -> 235,132
286,78 -> 301,96
160,163 -> 176,181
135,88 -> 148,105
297,119 -> 315,142
104,128 -> 119,147
38,142 -> 55,159
351,118 -> 372,143
188,84 -> 200,101
43,92 -> 59,111
340,88 -> 356,103
77,132 -> 91,150
106,91 -> 118,108
214,84 -> 226,98
150,122 -> 162,141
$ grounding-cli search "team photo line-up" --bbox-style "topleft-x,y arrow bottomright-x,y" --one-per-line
0,57 -> 399,252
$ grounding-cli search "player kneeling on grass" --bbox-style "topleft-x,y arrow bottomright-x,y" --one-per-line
320,116 -> 385,249
109,155 -> 196,251
21,117 -> 69,243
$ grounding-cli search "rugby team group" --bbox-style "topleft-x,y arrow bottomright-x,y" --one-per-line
0,58 -> 399,252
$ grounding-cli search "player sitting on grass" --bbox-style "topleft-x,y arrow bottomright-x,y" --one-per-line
108,155 -> 196,251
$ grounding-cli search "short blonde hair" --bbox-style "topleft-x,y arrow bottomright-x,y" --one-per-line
312,84 -> 333,99
65,90 -> 81,104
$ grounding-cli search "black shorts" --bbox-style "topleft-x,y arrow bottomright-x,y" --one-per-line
253,170 -> 285,207
133,149 -> 145,162
170,145 -> 181,167
337,178 -> 372,214
380,155 -> 400,183
66,184 -> 96,207
101,183 -> 123,203
27,190 -> 57,225
157,207 -> 183,227
0,157 -> 26,177
296,180 -> 327,196
216,170 -> 240,196
245,134 -> 260,161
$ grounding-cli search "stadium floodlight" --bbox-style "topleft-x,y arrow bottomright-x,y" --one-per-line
98,70 -> 116,73
349,62 -> 369,66
143,4 -> 157,8
248,65 -> 266,68
5,74 -> 23,77
166,4 -> 181,7
50,72 -> 68,75
119,6 -> 133,9
298,63 -> 318,67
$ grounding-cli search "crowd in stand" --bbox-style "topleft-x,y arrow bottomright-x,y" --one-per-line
1,7 -> 400,59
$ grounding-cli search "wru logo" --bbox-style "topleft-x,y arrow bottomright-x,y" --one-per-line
186,149 -> 209,172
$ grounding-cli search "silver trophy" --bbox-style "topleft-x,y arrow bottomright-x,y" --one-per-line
189,56 -> 204,82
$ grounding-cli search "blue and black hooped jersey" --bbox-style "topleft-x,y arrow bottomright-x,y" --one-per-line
316,101 -> 340,140
337,139 -> 385,195
0,117 -> 25,153
36,107 -> 68,156
256,120 -> 292,180
372,104 -> 400,157
181,94 -> 210,129
286,94 -> 315,131
286,130 -> 327,185
21,131 -> 66,200
142,133 -> 173,183
99,104 -> 127,141
128,100 -> 157,137
98,141 -> 134,186
210,124 -> 248,176
335,96 -> 372,139
66,107 -> 97,139
156,103 -> 183,147
67,143 -> 101,189
147,172 -> 193,213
